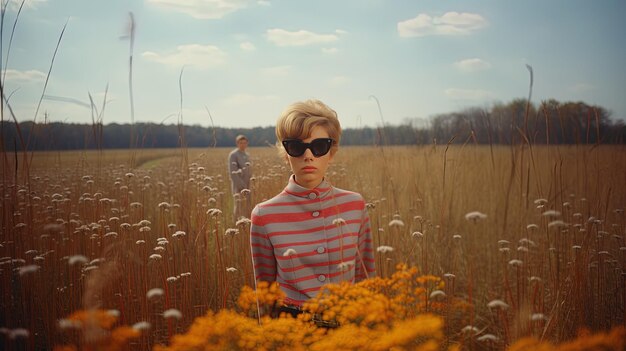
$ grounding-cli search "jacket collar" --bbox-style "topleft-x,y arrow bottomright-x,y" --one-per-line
284,175 -> 332,199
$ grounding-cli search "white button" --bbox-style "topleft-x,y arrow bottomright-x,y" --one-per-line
308,193 -> 317,199
312,211 -> 320,217
317,246 -> 325,254
318,274 -> 326,282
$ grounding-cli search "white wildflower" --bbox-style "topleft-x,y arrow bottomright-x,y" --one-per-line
68,255 -> 89,265
132,321 -> 151,331
376,245 -> 394,253
225,228 -> 239,236
18,265 -> 40,276
58,319 -> 82,330
333,218 -> 347,226
542,210 -> 561,217
146,288 -> 164,299
226,267 -> 238,273
477,334 -> 498,342
548,220 -> 567,228
163,309 -> 182,320
283,248 -> 297,257
388,219 -> 405,227
461,325 -> 480,334
465,211 -> 487,222
337,260 -> 355,271
530,313 -> 547,321
487,299 -> 509,310
429,290 -> 446,299
509,259 -> 523,267
9,328 -> 29,339
236,217 -> 251,226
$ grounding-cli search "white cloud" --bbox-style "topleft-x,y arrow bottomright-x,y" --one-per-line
146,0 -> 254,20
2,69 -> 46,82
266,28 -> 339,46
257,0 -> 271,6
240,41 -> 256,51
322,47 -> 338,54
445,88 -> 494,100
261,65 -> 291,76
330,76 -> 349,85
454,58 -> 491,72
568,83 -> 596,92
141,44 -> 227,69
398,12 -> 487,37
222,93 -> 278,106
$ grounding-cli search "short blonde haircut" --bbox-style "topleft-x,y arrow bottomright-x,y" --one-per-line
235,134 -> 248,142
275,99 -> 341,157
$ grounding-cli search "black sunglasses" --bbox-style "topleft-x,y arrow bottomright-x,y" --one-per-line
282,138 -> 334,157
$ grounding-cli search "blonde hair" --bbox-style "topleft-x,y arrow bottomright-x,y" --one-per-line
275,99 -> 341,157
235,134 -> 248,142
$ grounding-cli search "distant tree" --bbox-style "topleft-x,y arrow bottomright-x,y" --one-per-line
1,98 -> 623,151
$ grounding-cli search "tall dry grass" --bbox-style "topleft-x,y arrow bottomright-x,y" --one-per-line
0,143 -> 624,350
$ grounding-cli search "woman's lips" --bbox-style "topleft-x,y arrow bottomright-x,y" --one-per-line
302,166 -> 317,172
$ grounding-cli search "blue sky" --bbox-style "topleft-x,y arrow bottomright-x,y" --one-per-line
2,0 -> 625,128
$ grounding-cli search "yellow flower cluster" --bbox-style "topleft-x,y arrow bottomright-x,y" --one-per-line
55,266 -> 625,351
237,281 -> 285,317
53,309 -> 141,351
66,309 -> 119,329
508,326 -> 626,351
301,263 -> 449,327
154,310 -> 324,351
309,314 -> 447,351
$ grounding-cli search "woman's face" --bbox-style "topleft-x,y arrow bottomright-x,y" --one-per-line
286,125 -> 334,189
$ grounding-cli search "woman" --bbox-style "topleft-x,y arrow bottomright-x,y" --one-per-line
250,99 -> 376,317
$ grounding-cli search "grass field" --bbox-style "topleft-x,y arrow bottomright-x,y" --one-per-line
1,144 -> 624,350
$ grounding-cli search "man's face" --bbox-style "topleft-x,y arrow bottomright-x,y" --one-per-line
237,139 -> 248,151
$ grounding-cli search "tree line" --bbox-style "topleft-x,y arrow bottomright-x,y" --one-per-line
1,99 -> 624,151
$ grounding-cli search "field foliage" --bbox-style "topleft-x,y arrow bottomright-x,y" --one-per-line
1,144 -> 624,350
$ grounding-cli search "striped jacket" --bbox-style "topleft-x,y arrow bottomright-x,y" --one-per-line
250,176 -> 376,306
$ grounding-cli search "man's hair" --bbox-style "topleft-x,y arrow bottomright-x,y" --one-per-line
275,99 -> 341,157
235,134 -> 248,143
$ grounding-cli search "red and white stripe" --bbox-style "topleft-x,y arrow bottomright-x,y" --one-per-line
250,176 -> 375,306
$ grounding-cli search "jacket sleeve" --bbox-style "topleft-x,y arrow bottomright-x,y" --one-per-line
355,199 -> 375,281
229,152 -> 245,190
250,206 -> 277,282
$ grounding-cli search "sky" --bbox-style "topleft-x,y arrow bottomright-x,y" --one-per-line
2,0 -> 625,128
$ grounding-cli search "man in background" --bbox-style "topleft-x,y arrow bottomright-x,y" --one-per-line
228,134 -> 252,220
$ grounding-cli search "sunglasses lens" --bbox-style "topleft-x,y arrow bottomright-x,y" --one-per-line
284,141 -> 305,157
311,139 -> 331,157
